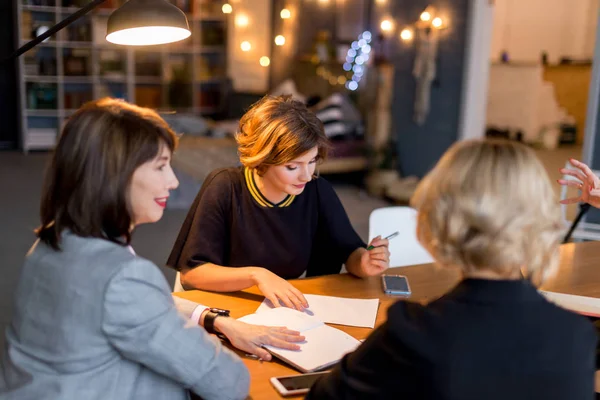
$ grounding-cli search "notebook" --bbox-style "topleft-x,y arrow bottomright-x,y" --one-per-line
237,307 -> 362,373
540,290 -> 600,317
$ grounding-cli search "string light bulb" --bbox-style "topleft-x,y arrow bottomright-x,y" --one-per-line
380,19 -> 393,32
240,41 -> 251,51
222,3 -> 232,14
274,35 -> 286,46
235,13 -> 249,27
420,11 -> 431,21
400,28 -> 413,41
280,8 -> 291,19
432,17 -> 443,28
259,56 -> 270,66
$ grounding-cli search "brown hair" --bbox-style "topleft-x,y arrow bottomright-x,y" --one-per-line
235,95 -> 330,175
37,98 -> 178,250
410,139 -> 564,286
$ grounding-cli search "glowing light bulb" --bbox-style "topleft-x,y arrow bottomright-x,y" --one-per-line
337,76 -> 346,85
318,0 -> 329,4
280,8 -> 291,19
432,17 -> 443,28
260,56 -> 270,66
380,19 -> 393,32
274,35 -> 286,46
240,41 -> 251,51
400,28 -> 413,41
235,13 -> 249,27
420,11 -> 431,21
222,3 -> 232,14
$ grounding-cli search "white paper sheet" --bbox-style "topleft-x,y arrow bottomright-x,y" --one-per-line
255,294 -> 379,328
540,290 -> 600,317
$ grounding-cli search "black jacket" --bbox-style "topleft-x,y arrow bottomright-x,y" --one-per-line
308,279 -> 597,400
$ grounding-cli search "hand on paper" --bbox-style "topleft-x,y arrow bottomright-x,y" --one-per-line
215,318 -> 305,361
251,268 -> 309,311
559,159 -> 600,209
360,236 -> 390,276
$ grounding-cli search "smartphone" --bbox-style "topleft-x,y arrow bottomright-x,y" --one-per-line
270,371 -> 330,397
381,274 -> 411,296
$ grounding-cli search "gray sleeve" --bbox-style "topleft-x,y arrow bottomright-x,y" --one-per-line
102,258 -> 249,400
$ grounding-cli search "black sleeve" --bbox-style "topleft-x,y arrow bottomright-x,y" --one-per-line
306,177 -> 366,277
307,301 -> 423,400
166,169 -> 232,271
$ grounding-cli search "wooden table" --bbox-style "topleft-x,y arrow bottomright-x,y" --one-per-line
175,241 -> 600,399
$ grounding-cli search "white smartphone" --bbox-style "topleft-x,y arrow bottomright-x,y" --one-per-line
270,371 -> 330,397
381,274 -> 411,296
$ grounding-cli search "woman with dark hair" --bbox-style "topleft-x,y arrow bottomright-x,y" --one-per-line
168,95 -> 391,310
0,98 -> 303,400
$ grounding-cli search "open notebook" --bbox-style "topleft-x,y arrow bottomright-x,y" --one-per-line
238,307 -> 361,373
540,290 -> 600,317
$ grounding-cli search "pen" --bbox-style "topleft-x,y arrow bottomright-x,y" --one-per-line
367,231 -> 399,250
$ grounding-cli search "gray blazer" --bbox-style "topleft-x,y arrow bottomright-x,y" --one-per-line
0,232 -> 249,400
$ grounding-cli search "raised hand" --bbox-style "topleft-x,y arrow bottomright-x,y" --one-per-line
558,159 -> 600,209
251,268 -> 309,311
360,236 -> 390,276
215,318 -> 305,361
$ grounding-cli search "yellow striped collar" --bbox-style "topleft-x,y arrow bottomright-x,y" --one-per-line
244,167 -> 296,208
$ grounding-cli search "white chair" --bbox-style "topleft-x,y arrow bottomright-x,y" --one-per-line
560,161 -> 600,242
368,206 -> 434,268
173,271 -> 185,292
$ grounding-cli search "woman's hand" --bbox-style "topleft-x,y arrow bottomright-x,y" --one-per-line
215,318 -> 305,361
251,268 -> 309,311
360,236 -> 390,276
558,159 -> 600,208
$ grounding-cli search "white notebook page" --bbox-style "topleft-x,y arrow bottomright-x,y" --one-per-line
238,307 -> 361,372
256,294 -> 379,328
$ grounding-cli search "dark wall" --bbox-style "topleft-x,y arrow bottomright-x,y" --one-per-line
0,0 -> 19,150
389,0 -> 469,178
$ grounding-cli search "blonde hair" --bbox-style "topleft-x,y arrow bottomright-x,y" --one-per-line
235,95 -> 330,175
410,139 -> 564,285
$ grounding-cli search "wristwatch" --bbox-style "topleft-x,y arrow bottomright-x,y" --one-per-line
204,308 -> 230,336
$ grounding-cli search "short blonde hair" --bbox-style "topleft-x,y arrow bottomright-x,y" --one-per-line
235,95 -> 330,175
410,139 -> 564,285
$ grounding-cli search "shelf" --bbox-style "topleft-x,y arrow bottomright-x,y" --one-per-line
24,76 -> 59,83
22,5 -> 56,12
99,75 -> 127,82
25,109 -> 59,117
17,0 -> 229,152
59,41 -> 94,48
63,76 -> 95,83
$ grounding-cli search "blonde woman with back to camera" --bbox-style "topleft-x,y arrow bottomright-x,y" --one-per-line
308,139 -> 597,400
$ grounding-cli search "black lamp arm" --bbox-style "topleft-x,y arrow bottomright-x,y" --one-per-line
4,0 -> 108,63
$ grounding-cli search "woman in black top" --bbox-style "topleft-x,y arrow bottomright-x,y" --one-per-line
168,95 -> 390,310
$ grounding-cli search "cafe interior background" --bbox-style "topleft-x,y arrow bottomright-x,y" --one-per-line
2,0 -> 600,349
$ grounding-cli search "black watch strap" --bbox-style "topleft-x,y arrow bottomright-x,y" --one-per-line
204,308 -> 230,336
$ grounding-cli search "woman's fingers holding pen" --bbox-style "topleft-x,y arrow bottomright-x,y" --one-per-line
368,237 -> 389,250
369,245 -> 390,263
